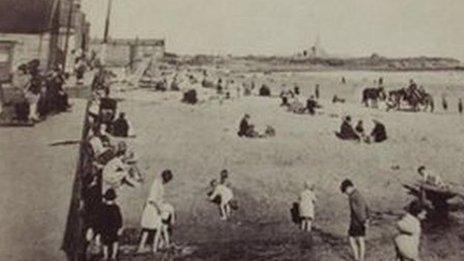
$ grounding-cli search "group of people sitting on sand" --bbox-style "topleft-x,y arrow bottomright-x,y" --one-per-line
336,116 -> 387,143
279,85 -> 322,115
3,60 -> 71,124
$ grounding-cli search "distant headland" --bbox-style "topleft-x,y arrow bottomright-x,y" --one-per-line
164,53 -> 463,73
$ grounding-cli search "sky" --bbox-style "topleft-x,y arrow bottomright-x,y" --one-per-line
82,0 -> 464,61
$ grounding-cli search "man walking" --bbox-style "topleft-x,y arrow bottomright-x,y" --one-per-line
340,179 -> 370,261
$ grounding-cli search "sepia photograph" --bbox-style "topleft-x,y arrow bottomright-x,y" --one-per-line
1,0 -> 464,260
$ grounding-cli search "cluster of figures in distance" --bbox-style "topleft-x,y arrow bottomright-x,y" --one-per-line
362,77 -> 464,114
336,115 -> 387,143
1,59 -> 71,125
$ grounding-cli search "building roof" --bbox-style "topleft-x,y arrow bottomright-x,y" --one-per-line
0,0 -> 59,34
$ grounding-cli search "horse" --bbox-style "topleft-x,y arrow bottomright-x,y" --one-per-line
418,92 -> 434,113
362,87 -> 386,108
387,89 -> 434,112
387,89 -> 407,111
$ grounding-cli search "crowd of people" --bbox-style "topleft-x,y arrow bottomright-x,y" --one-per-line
5,60 -> 71,124
80,69 -> 244,260
71,67 -> 460,261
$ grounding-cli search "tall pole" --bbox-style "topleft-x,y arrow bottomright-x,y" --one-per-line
103,0 -> 113,43
101,0 -> 113,65
63,0 -> 76,71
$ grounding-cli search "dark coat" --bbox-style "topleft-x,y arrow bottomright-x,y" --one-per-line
371,122 -> 387,142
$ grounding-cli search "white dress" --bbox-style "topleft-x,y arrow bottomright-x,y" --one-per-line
102,157 -> 128,190
299,189 -> 316,219
140,179 -> 165,229
210,184 -> 233,205
394,213 -> 421,260
141,203 -> 162,229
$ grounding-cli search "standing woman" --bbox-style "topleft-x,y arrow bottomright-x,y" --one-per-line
298,181 -> 316,232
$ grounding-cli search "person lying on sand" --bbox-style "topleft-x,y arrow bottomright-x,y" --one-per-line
332,95 -> 346,104
335,116 -> 360,141
394,201 -> 426,261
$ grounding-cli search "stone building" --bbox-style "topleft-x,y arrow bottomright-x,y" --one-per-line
90,38 -> 166,69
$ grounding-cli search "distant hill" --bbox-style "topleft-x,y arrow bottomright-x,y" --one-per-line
164,53 -> 462,72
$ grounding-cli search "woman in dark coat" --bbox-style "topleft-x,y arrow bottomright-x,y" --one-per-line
371,120 -> 387,143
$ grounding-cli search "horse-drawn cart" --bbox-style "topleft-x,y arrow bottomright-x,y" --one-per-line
403,182 -> 464,219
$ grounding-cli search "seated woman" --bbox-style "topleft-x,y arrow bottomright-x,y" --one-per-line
370,119 -> 387,143
335,116 -> 360,141
102,145 -> 141,191
238,114 -> 252,137
112,112 -> 130,137
306,96 -> 319,115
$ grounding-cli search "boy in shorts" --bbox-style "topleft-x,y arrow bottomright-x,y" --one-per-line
341,179 -> 369,261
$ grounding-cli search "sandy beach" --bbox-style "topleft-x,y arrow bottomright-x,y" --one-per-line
1,69 -> 464,260
108,69 -> 464,260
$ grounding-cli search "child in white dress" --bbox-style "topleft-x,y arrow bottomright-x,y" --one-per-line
298,181 -> 316,232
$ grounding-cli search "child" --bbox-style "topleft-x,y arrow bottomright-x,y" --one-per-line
100,189 -> 123,260
394,201 -> 426,261
219,169 -> 231,187
298,181 -> 317,232
102,148 -> 140,191
417,166 -> 445,188
209,178 -> 234,220
82,171 -> 102,245
138,201 -> 175,253
153,202 -> 175,252
207,179 -> 221,204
